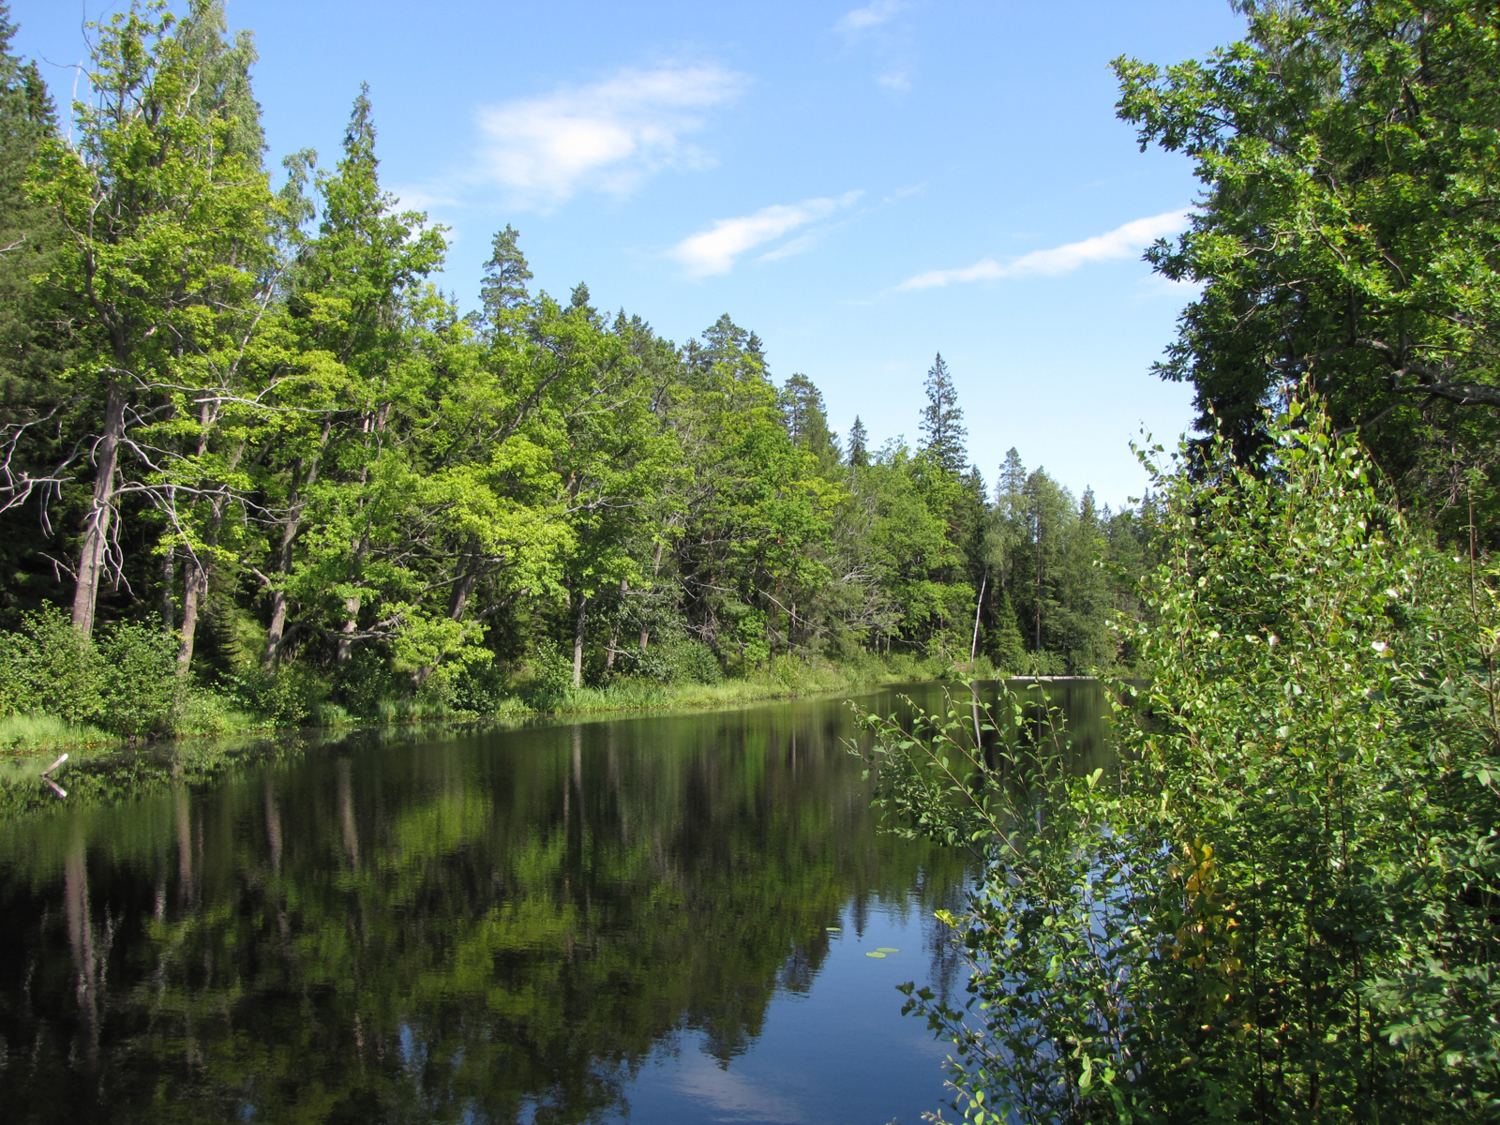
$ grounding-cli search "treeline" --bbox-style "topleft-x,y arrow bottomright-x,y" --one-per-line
0,2 -> 1151,732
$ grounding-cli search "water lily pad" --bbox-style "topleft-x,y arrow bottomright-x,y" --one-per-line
865,951 -> 886,958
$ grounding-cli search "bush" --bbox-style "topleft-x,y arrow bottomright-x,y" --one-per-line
858,400 -> 1500,1123
332,646 -> 403,717
629,635 -> 723,685
451,658 -> 513,714
96,620 -> 180,737
0,607 -> 181,737
0,605 -> 105,724
229,664 -> 326,726
520,639 -> 574,708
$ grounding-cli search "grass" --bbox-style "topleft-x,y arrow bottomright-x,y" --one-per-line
0,713 -> 117,753
532,651 -> 971,716
0,652 -> 993,756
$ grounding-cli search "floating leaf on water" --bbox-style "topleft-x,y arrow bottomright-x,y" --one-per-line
865,951 -> 886,958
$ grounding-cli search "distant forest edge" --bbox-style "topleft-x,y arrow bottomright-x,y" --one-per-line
0,2 -> 1153,743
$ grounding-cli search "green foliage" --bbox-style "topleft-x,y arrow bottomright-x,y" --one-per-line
859,398 -> 1500,1123
0,606 -> 176,737
0,605 -> 103,723
95,619 -> 179,737
630,634 -> 723,685
0,3 -> 1144,738
229,664 -> 326,727
1116,0 -> 1500,537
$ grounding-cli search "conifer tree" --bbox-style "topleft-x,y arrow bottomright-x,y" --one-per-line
919,353 -> 967,476
478,224 -> 532,325
847,416 -> 869,468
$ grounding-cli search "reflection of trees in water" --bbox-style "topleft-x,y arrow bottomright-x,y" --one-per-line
0,690 -> 974,1124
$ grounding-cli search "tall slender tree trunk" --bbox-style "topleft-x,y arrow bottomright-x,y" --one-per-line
970,573 -> 987,665
265,430 -> 328,669
72,380 -> 127,637
178,561 -> 207,670
572,591 -> 589,689
1034,525 -> 1043,653
640,542 -> 664,648
606,578 -> 626,671
160,549 -> 176,632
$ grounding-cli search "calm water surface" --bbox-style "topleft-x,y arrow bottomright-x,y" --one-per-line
0,680 -> 1111,1124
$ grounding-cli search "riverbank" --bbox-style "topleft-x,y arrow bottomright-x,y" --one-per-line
0,651 -> 989,757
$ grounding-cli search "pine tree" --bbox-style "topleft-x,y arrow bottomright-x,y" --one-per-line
478,224 -> 532,324
778,373 -> 839,471
920,353 -> 967,475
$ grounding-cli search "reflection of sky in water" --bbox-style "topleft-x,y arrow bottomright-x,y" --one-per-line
0,680 -> 1112,1124
615,895 -> 958,1125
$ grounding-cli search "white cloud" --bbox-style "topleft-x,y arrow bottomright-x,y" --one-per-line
474,65 -> 745,209
670,192 -> 863,277
835,0 -> 905,36
390,186 -> 459,212
897,208 -> 1193,290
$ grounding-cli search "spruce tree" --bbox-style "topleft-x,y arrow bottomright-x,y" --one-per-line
847,416 -> 869,468
919,353 -> 967,475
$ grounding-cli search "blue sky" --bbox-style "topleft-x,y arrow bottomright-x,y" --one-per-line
11,1 -> 1249,507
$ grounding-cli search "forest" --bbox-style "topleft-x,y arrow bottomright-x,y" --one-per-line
0,1 -> 1154,741
2,0 -> 1499,1121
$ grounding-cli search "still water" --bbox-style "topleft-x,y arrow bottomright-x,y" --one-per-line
0,680 -> 1110,1124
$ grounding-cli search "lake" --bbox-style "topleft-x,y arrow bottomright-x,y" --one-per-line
0,679 -> 1112,1124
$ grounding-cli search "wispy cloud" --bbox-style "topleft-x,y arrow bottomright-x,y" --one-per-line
473,65 -> 746,210
669,192 -> 864,277
835,0 -> 906,37
897,209 -> 1192,290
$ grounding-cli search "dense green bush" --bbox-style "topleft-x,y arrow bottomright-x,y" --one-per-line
858,401 -> 1500,1124
451,659 -> 513,714
0,607 -> 178,736
332,647 -> 403,717
227,664 -> 326,727
630,635 -> 724,685
96,620 -> 179,737
0,605 -> 105,724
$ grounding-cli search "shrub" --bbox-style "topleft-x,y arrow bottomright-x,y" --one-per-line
519,639 -> 574,708
630,635 -> 724,685
857,400 -> 1500,1123
0,605 -> 105,723
96,620 -> 180,737
451,658 -> 512,714
332,646 -> 403,717
229,664 -> 326,726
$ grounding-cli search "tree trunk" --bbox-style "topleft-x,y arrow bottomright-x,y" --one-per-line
265,430 -> 328,669
160,550 -> 176,632
606,579 -> 626,671
1034,527 -> 1043,653
572,591 -> 588,689
71,379 -> 127,637
970,574 -> 986,665
178,560 -> 206,671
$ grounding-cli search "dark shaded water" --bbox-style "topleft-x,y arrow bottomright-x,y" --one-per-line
0,680 -> 1111,1124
